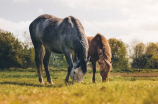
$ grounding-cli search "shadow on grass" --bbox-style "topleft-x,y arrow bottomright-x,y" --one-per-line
0,81 -> 74,88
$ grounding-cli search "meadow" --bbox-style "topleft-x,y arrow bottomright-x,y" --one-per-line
0,68 -> 158,104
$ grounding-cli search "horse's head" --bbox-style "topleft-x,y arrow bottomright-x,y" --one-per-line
98,49 -> 111,82
70,58 -> 90,82
70,63 -> 84,83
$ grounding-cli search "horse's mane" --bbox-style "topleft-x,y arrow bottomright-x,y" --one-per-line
96,33 -> 111,63
70,16 -> 88,61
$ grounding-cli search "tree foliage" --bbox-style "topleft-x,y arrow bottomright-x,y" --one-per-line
108,38 -> 129,70
0,29 -> 35,69
49,53 -> 68,68
131,42 -> 147,69
2,28 -> 158,71
130,41 -> 158,69
145,42 -> 158,69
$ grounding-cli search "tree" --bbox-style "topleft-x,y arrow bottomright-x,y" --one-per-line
108,38 -> 129,70
130,42 -> 147,70
145,42 -> 158,69
0,29 -> 22,68
0,29 -> 35,69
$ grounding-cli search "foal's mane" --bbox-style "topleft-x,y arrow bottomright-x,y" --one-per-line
95,33 -> 111,63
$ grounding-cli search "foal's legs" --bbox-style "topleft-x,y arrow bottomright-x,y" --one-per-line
43,50 -> 53,84
92,61 -> 96,83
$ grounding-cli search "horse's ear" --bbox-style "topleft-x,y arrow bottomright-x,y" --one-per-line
74,61 -> 81,68
86,57 -> 91,63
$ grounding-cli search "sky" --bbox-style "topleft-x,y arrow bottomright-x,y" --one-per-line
0,0 -> 158,44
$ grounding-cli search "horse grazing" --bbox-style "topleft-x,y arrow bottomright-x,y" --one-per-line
70,33 -> 112,82
87,33 -> 112,82
29,14 -> 89,84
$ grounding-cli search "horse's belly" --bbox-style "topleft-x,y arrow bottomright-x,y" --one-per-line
42,40 -> 63,54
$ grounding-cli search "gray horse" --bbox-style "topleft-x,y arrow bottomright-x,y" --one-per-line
29,14 -> 89,84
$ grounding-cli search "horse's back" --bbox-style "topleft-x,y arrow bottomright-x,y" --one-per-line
29,14 -> 83,54
29,14 -> 62,35
29,14 -> 64,52
87,36 -> 100,61
87,33 -> 111,62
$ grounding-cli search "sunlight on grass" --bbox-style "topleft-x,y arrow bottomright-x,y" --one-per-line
0,71 -> 158,104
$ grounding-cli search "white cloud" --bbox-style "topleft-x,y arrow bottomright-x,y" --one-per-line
57,0 -> 158,44
0,18 -> 31,42
57,0 -> 158,10
82,17 -> 158,44
13,0 -> 30,3
37,8 -> 44,14
83,17 -> 158,32
118,32 -> 158,45
3,0 -> 158,44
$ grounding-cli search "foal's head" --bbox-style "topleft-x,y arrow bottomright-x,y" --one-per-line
98,49 -> 111,82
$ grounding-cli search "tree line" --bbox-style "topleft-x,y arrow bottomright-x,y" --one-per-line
0,28 -> 158,71
0,29 -> 35,69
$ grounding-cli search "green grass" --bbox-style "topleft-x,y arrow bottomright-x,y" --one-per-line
0,68 -> 158,104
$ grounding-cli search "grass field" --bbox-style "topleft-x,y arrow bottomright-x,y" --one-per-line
0,68 -> 158,104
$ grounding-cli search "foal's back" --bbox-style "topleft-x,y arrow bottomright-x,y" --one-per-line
87,33 -> 111,62
87,36 -> 102,61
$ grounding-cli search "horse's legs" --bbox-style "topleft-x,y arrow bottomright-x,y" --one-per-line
34,43 -> 44,84
92,61 -> 96,83
63,50 -> 73,83
43,50 -> 53,84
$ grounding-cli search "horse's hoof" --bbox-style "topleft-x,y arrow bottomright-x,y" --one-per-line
65,80 -> 69,86
81,81 -> 84,83
92,79 -> 96,83
47,78 -> 54,84
65,82 -> 68,86
40,81 -> 45,84
92,81 -> 96,83
39,78 -> 44,84
102,80 -> 109,82
65,79 -> 69,83
49,81 -> 54,84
